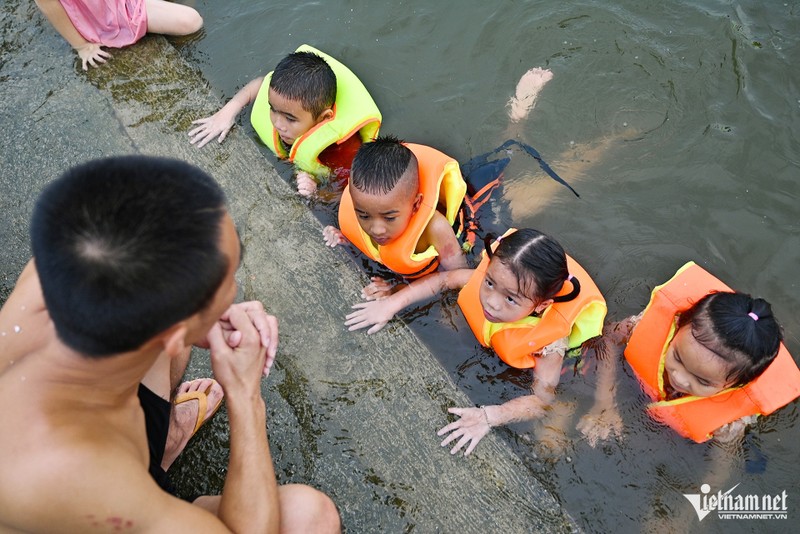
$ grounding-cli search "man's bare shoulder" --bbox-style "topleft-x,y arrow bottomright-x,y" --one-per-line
0,437 -> 225,533
0,260 -> 53,374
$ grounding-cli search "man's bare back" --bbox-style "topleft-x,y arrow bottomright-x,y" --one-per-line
0,157 -> 339,533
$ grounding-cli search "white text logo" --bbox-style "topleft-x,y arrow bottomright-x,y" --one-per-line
683,483 -> 788,521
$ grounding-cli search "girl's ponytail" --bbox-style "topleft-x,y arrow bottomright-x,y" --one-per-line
552,275 -> 580,303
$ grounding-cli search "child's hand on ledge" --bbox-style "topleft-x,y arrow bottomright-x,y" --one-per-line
345,298 -> 395,334
361,277 -> 396,301
296,172 -> 318,197
76,43 -> 111,71
322,225 -> 346,247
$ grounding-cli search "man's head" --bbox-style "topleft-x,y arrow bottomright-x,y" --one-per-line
348,136 -> 421,246
268,51 -> 336,146
31,156 -> 238,357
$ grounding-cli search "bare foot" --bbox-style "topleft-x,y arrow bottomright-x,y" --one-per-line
507,67 -> 554,123
161,378 -> 224,471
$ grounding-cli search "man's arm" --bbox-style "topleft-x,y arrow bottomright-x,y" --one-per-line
189,77 -> 264,148
425,211 -> 467,271
206,304 -> 279,533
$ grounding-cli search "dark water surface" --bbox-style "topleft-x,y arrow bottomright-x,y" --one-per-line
181,1 -> 800,532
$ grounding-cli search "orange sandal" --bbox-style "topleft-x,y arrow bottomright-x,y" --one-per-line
173,379 -> 224,437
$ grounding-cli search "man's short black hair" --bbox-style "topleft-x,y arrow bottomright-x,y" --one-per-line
31,156 -> 229,357
350,135 -> 418,195
270,51 -> 336,119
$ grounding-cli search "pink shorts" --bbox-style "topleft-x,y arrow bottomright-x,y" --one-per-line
59,0 -> 148,48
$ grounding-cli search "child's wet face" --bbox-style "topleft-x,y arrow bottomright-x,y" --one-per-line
350,175 -> 420,246
268,88 -> 321,146
479,259 -> 537,323
664,325 -> 734,397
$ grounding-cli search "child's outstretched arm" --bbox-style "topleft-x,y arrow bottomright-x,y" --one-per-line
35,0 -> 112,70
189,77 -> 264,148
576,317 -> 638,446
345,269 -> 472,334
438,347 -> 564,456
425,211 -> 467,271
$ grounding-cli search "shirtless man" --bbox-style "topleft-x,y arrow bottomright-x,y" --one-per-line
0,156 -> 340,533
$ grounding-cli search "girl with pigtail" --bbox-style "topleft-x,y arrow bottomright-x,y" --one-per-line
346,228 -> 607,455
578,262 -> 800,445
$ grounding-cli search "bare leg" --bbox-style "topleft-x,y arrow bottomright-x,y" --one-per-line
145,0 -> 203,36
500,68 -> 641,219
141,349 -> 174,401
194,484 -> 341,534
503,132 -> 629,220
141,345 -> 192,400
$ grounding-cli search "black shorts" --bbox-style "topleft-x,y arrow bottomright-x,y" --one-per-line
138,384 -> 177,496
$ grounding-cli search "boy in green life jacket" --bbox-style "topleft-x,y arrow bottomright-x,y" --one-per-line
189,44 -> 381,197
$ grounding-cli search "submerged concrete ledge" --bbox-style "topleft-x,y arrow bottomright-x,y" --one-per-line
0,3 -> 576,531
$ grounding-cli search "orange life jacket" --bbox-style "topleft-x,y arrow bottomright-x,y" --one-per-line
624,261 -> 800,442
457,229 -> 607,369
338,143 -> 466,279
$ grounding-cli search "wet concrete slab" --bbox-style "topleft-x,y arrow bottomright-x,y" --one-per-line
0,2 -> 577,531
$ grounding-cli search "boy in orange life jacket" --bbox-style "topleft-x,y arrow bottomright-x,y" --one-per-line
323,136 -> 468,297
189,46 -> 380,197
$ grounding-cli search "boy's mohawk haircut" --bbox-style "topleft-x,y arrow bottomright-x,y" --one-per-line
351,135 -> 417,195
270,51 -> 336,118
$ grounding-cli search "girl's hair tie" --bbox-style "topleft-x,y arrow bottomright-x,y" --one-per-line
567,274 -> 574,282
748,312 -> 759,321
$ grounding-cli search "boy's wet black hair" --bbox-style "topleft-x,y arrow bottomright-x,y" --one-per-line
490,229 -> 575,306
31,156 -> 229,357
678,292 -> 783,387
350,135 -> 418,195
270,51 -> 336,119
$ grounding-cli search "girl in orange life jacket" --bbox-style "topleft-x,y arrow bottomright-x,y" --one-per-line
346,229 -> 607,456
579,266 -> 798,445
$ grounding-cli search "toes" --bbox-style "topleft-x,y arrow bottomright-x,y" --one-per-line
177,377 -> 213,395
